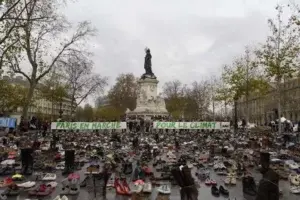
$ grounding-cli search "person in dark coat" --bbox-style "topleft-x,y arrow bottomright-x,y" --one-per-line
256,152 -> 279,200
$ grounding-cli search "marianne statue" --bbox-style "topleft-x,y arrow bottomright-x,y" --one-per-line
142,47 -> 156,79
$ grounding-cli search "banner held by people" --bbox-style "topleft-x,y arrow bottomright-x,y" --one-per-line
153,121 -> 230,129
51,122 -> 127,130
0,117 -> 17,128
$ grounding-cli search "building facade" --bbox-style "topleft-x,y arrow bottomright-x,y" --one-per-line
1,75 -> 73,122
237,78 -> 300,125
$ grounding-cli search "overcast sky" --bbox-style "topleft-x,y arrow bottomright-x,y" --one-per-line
62,0 -> 291,87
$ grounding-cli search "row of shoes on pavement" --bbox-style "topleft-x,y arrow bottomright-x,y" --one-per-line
132,184 -> 171,195
61,178 -> 80,195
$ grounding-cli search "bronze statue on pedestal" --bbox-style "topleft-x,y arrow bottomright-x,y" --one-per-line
141,47 -> 156,79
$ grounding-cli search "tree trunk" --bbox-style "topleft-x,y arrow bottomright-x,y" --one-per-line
277,80 -> 282,134
22,82 -> 36,120
234,98 -> 238,134
70,95 -> 77,121
224,101 -> 227,117
212,100 -> 215,121
245,50 -> 249,125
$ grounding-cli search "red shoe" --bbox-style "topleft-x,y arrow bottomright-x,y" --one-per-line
205,178 -> 211,185
211,180 -> 217,185
114,178 -> 125,195
122,178 -> 131,196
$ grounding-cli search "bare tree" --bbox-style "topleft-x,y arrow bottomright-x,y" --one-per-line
188,81 -> 211,120
1,0 -> 96,119
59,53 -> 107,118
0,0 -> 56,70
162,80 -> 188,119
163,80 -> 186,99
209,75 -> 220,121
0,0 -> 27,45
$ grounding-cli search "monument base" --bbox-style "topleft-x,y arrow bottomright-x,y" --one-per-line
126,77 -> 168,118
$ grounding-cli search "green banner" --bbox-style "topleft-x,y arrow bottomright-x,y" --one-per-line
51,122 -> 127,130
153,121 -> 230,129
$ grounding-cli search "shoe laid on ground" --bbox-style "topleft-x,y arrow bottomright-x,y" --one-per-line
52,196 -> 61,200
157,185 -> 171,194
69,179 -> 80,195
42,173 -> 57,181
17,181 -> 36,188
86,165 -> 100,174
219,185 -> 229,195
211,185 -> 220,196
61,185 -> 70,195
143,182 -> 152,193
131,184 -> 143,193
61,178 -> 70,195
114,179 -> 125,195
205,178 -> 211,185
0,193 -> 7,200
12,173 -> 24,181
121,179 -> 131,195
61,195 -> 68,200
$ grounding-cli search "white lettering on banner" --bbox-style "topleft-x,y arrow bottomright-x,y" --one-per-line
153,122 -> 230,129
51,122 -> 127,130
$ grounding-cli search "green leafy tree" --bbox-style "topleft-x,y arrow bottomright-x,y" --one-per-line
256,5 -> 300,133
82,104 -> 94,121
74,106 -> 84,121
108,73 -> 138,114
222,48 -> 268,123
0,79 -> 28,114
215,84 -> 233,118
95,106 -> 122,121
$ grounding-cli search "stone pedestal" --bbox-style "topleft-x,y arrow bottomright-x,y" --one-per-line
126,78 -> 168,118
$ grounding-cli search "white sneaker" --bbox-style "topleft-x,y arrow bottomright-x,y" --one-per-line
142,182 -> 152,193
52,195 -> 61,200
158,185 -> 171,194
61,195 -> 68,200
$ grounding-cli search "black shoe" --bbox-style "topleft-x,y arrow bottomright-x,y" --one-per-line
211,185 -> 220,196
242,176 -> 257,196
219,185 -> 229,195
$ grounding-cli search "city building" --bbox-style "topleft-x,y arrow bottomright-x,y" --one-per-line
1,75 -> 73,123
237,77 -> 300,125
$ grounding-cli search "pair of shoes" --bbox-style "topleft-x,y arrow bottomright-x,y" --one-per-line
61,178 -> 80,195
205,178 -> 217,185
114,178 -> 131,196
157,185 -> 171,194
211,185 -> 220,196
219,185 -> 229,195
52,195 -> 68,200
86,165 -> 100,174
211,185 -> 229,196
